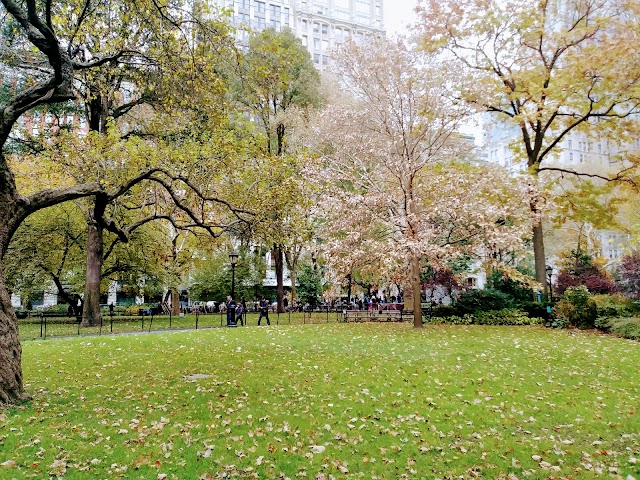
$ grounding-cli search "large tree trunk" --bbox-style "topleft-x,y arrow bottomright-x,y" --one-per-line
0,269 -> 29,404
0,162 -> 30,403
532,222 -> 548,297
82,197 -> 107,326
170,288 -> 180,315
410,255 -> 423,328
289,268 -> 297,304
274,245 -> 285,313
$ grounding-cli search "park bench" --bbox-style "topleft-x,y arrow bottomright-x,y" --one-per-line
343,310 -> 413,323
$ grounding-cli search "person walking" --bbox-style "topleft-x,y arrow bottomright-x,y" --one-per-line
258,297 -> 270,325
226,295 -> 237,327
236,301 -> 244,326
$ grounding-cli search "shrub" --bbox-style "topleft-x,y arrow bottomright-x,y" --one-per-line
41,304 -> 71,314
425,309 -> 542,326
429,304 -> 460,318
519,301 -> 550,320
453,288 -> 515,314
475,309 -> 543,326
551,301 -> 577,328
426,314 -> 475,325
591,294 -> 640,319
617,252 -> 640,299
553,286 -> 598,329
555,250 -> 616,295
600,317 -> 640,340
487,269 -> 535,303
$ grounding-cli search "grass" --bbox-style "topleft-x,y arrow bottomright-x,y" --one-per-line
2,323 -> 640,479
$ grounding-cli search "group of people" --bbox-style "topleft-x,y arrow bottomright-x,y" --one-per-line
225,296 -> 271,327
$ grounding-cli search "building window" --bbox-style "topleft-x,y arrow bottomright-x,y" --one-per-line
236,12 -> 250,23
356,0 -> 369,13
269,4 -> 281,17
313,53 -> 320,63
254,0 -> 265,13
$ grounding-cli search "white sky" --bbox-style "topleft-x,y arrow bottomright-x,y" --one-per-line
384,0 -> 419,36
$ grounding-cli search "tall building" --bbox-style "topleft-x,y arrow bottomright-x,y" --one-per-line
208,0 -> 385,68
482,117 -> 636,266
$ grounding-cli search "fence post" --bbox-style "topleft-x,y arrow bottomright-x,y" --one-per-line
110,313 -> 113,333
196,310 -> 199,330
40,313 -> 43,338
149,313 -> 154,333
77,316 -> 80,336
141,313 -> 145,331
326,306 -> 329,323
99,314 -> 103,335
44,315 -> 47,339
169,311 -> 172,329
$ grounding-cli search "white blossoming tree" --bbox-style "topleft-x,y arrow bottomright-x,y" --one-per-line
309,39 -> 535,327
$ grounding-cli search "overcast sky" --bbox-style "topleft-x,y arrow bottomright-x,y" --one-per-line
384,0 -> 419,36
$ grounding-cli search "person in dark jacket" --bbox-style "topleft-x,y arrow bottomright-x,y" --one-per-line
258,297 -> 270,325
226,295 -> 237,326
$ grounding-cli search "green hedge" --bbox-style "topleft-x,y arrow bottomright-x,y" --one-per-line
592,294 -> 640,318
595,317 -> 640,340
425,308 -> 543,326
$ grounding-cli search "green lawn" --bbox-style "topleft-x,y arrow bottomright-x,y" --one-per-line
2,324 -> 639,479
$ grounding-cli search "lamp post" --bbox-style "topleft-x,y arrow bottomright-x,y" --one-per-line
545,265 -> 553,301
229,251 -> 239,299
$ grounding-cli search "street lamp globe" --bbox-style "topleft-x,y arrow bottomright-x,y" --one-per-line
229,251 -> 239,265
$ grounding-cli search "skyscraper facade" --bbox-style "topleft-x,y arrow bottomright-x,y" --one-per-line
208,0 -> 385,68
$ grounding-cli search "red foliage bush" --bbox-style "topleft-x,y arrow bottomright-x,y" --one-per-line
555,250 -> 616,295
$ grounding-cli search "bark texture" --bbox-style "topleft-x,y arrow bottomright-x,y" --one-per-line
410,255 -> 423,328
171,288 -> 180,315
532,222 -> 548,296
0,157 -> 30,403
82,197 -> 107,326
0,270 -> 30,404
274,246 -> 285,313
